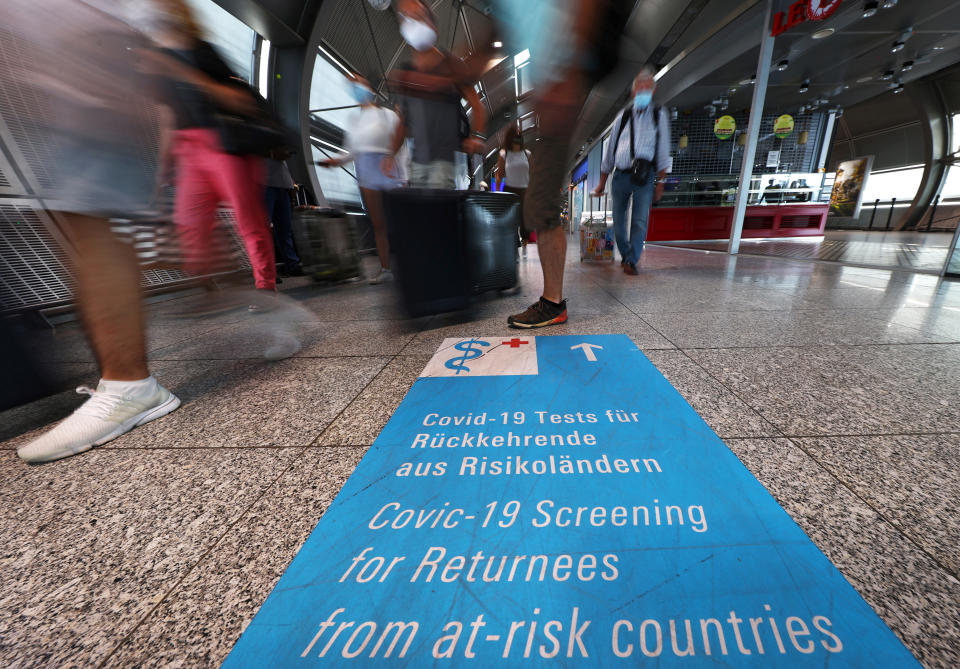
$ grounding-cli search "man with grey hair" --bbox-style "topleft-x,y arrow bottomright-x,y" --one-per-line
593,67 -> 671,275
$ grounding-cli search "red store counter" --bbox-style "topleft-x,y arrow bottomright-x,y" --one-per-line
647,204 -> 828,242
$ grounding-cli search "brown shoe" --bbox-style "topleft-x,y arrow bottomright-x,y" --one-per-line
624,262 -> 639,276
507,298 -> 568,329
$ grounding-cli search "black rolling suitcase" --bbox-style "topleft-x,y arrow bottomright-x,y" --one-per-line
383,189 -> 520,317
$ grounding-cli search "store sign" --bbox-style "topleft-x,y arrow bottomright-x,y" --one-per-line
223,335 -> 921,668
774,114 -> 795,139
714,115 -> 736,140
772,0 -> 842,37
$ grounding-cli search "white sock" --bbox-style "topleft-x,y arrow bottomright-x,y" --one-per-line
98,376 -> 157,397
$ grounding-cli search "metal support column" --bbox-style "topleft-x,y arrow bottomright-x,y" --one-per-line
817,110 -> 837,171
728,0 -> 775,254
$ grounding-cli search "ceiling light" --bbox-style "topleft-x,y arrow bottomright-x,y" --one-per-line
812,28 -> 835,39
856,75 -> 873,83
799,79 -> 810,93
862,1 -> 879,18
882,0 -> 898,7
932,45 -> 946,50
880,69 -> 895,80
776,59 -> 790,71
893,82 -> 905,94
492,41 -> 502,48
901,60 -> 914,71
891,41 -> 905,53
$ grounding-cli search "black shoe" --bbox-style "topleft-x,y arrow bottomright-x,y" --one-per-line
287,264 -> 305,277
624,262 -> 638,276
507,298 -> 568,329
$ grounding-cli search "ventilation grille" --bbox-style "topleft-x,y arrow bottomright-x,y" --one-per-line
0,200 -> 74,311
0,27 -> 59,191
780,215 -> 821,229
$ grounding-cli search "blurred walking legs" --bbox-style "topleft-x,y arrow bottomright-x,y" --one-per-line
65,214 -> 148,381
360,186 -> 391,273
173,129 -> 276,290
265,186 -> 301,275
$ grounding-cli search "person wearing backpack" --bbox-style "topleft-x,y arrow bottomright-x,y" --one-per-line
592,68 -> 671,275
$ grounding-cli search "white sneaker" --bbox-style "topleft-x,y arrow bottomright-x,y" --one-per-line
17,379 -> 181,463
369,268 -> 394,285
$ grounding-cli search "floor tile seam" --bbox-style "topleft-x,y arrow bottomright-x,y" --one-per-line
781,431 -> 960,439
588,299 -> 792,439
724,431 -> 960,442
309,352 -> 403,448
660,340 -> 960,351
854,312 -> 960,342
395,315 -> 438,355
781,436 -> 960,582
630,306 -> 960,317
146,354 -> 407,362
677,341 -> 960,351
92,445 -> 334,451
669,349 -> 790,439
144,323 -> 232,354
94,446 -> 312,669
656,247 -> 945,276
579,275 -> 686,352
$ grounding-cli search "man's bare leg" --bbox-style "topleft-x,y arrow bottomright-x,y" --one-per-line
538,226 -> 567,304
64,213 -> 149,380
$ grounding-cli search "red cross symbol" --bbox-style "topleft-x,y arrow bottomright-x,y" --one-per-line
504,338 -> 529,348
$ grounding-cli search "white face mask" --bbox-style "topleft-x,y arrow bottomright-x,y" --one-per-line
400,16 -> 437,51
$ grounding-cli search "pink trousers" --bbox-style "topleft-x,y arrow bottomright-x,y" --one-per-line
173,128 -> 276,289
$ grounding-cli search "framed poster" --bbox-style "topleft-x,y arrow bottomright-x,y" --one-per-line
829,156 -> 874,217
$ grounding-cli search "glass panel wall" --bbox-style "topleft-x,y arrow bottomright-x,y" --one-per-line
308,49 -> 362,207
185,0 -> 256,82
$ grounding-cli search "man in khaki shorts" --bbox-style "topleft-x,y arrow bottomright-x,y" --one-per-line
506,0 -> 633,328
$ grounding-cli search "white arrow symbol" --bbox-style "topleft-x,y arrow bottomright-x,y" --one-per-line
570,343 -> 603,362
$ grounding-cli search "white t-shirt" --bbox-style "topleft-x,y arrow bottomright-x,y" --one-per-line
346,106 -> 400,155
500,148 -> 531,188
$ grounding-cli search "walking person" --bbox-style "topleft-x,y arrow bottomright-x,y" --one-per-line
592,68 -> 671,276
495,124 -> 532,256
5,0 -> 186,462
317,75 -> 402,284
150,0 -> 278,300
502,0 -> 635,327
388,0 -> 487,189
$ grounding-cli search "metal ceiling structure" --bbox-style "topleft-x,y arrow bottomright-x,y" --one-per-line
215,0 -> 960,177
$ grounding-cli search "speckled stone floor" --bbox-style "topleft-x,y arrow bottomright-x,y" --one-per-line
2,241 -> 959,668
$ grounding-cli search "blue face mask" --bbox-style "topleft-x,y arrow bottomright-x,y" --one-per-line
351,83 -> 375,104
634,90 -> 653,110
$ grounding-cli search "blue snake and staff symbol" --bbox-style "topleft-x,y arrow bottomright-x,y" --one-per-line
444,338 -> 491,374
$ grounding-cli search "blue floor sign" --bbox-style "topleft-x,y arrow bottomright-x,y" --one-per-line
224,335 -> 919,667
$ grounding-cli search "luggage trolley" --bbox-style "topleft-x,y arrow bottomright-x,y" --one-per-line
579,215 -> 615,262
